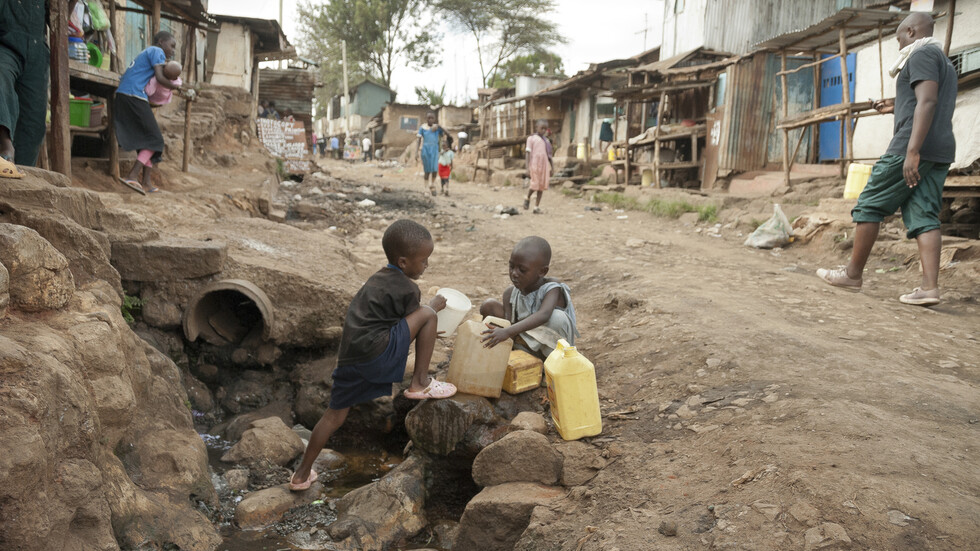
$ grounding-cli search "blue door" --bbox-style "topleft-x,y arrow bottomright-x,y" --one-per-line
123,0 -> 147,69
818,53 -> 856,162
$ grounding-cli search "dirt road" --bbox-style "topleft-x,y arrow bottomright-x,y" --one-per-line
320,158 -> 978,550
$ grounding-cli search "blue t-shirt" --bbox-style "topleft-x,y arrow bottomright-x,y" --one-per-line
117,46 -> 167,100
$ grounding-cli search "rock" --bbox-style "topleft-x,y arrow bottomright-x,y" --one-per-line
788,501 -> 821,527
429,520 -> 459,550
752,500 -> 781,521
405,394 -> 497,456
235,483 -> 321,529
327,454 -> 427,551
291,357 -> 335,427
225,468 -> 250,491
472,430 -> 562,487
804,522 -> 851,550
221,417 -> 305,466
556,441 -> 607,486
625,237 -> 646,248
0,223 -> 75,311
887,509 -> 913,526
705,358 -> 722,368
675,404 -> 696,419
218,369 -> 288,414
119,428 -> 216,504
678,212 -> 700,225
110,238 -> 227,281
184,372 -> 214,412
314,449 -> 347,472
0,261 -> 8,317
454,483 -> 564,551
658,520 -> 678,536
216,400 -> 296,441
510,411 -> 548,434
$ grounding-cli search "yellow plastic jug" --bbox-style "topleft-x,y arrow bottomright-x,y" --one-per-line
447,316 -> 513,398
844,163 -> 872,199
544,339 -> 602,440
502,350 -> 543,395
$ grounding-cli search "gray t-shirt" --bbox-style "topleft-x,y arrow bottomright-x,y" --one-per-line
885,44 -> 957,163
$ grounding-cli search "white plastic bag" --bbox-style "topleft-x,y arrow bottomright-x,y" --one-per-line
744,204 -> 792,249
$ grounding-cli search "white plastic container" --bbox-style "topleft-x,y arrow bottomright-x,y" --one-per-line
447,316 -> 513,397
435,288 -> 472,335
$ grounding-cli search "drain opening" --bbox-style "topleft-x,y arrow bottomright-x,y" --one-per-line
184,280 -> 274,346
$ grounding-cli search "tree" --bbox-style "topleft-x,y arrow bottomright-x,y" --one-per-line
435,0 -> 565,87
297,0 -> 439,94
415,84 -> 447,105
489,49 -> 565,88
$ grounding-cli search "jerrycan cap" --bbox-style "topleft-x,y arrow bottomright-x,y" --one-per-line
555,339 -> 577,356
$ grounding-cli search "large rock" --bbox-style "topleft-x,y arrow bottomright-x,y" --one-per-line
216,400 -> 295,441
454,483 -> 565,551
0,261 -> 8,317
217,369 -> 291,414
325,454 -> 428,551
472,430 -> 562,487
235,483 -> 322,529
0,223 -> 75,311
556,441 -> 607,486
405,394 -> 498,456
110,237 -> 227,281
510,411 -> 548,434
222,416 -> 305,466
804,523 -> 852,550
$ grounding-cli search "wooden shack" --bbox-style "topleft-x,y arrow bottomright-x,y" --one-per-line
258,66 -> 320,148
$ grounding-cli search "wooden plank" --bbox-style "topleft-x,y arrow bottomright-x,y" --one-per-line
107,95 -> 119,180
182,99 -> 192,172
944,0 -> 956,56
152,0 -> 162,37
781,51 -> 790,185
775,53 -> 840,76
839,26 -> 852,177
653,90 -> 666,188
68,60 -> 121,90
49,0 -> 71,178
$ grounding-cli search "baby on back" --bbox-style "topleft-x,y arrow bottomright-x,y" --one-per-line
145,61 -> 182,106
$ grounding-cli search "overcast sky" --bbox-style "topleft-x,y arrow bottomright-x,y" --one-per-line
208,0 -> 665,103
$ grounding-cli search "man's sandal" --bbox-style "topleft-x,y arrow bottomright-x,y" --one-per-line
0,157 -> 23,179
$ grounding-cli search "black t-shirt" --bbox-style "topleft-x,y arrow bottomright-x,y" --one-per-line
886,44 -> 957,163
337,267 -> 420,365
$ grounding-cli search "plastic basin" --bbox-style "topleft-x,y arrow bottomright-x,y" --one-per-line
435,288 -> 472,335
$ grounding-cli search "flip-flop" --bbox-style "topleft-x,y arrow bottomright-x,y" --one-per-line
288,469 -> 318,491
145,184 -> 159,193
404,379 -> 457,400
120,178 -> 146,195
0,156 -> 23,179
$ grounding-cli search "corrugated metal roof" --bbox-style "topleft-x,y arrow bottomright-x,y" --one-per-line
635,48 -> 731,74
753,8 -> 910,53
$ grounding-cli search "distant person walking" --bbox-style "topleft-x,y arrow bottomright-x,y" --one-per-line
362,135 -> 372,161
817,12 -> 956,306
114,31 -> 183,194
524,120 -> 553,213
330,136 -> 340,159
0,0 -> 49,177
416,112 -> 444,196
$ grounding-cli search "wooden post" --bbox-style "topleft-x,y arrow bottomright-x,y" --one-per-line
811,52 -> 820,164
108,0 -> 118,71
944,0 -> 956,56
623,100 -> 631,182
839,26 -> 852,177
49,0 -> 71,178
251,57 -> 261,118
780,50 -> 789,185
182,99 -> 192,172
107,96 -> 119,180
653,90 -> 666,188
151,0 -> 161,38
877,26 -> 884,99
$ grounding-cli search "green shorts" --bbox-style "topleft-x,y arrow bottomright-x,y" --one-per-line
851,154 -> 949,239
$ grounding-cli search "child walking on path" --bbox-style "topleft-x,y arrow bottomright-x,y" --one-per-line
416,112 -> 444,196
289,220 -> 457,491
524,120 -> 553,213
480,236 -> 579,359
114,31 -> 183,195
438,136 -> 455,196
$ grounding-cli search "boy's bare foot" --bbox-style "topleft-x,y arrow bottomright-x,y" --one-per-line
899,287 -> 939,306
404,379 -> 457,400
816,266 -> 862,291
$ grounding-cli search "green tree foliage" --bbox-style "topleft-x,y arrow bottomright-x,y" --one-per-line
489,49 -> 565,88
298,0 -> 440,108
415,84 -> 447,105
435,0 -> 564,87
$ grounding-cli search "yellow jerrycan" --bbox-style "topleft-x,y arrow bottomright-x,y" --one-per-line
447,316 -> 513,398
544,339 -> 602,440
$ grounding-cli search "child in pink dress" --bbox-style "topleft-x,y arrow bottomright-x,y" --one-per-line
145,61 -> 182,107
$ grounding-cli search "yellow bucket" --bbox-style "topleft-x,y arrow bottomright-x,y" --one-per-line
576,143 -> 589,160
607,148 -> 616,161
641,168 -> 654,186
844,163 -> 872,199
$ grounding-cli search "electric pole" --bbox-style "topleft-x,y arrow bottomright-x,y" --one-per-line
342,39 -> 350,137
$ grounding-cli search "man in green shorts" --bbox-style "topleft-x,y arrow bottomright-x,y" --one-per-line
817,12 -> 957,306
0,0 -> 50,172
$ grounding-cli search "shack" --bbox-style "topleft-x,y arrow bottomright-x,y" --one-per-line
378,103 -> 432,158
207,15 -> 293,96
258,64 -> 320,148
325,78 -> 396,138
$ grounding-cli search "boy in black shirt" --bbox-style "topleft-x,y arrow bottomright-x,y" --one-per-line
818,12 -> 956,306
290,219 -> 457,490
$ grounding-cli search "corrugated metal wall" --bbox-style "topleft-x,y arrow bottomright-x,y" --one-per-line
703,0 -> 888,55
718,54 -> 775,171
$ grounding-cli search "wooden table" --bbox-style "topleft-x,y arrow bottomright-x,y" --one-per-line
68,60 -> 120,178
626,124 -> 706,186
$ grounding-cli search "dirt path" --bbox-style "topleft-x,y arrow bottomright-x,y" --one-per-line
321,158 -> 979,550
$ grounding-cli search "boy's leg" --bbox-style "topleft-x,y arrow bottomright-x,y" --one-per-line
291,406 -> 349,485
403,306 -> 439,391
480,299 -> 505,318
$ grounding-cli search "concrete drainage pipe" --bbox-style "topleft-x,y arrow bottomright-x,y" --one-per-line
183,279 -> 274,346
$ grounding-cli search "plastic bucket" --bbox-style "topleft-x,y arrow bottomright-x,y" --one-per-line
641,168 -> 654,186
69,98 -> 92,127
435,288 -> 472,335
844,163 -> 872,199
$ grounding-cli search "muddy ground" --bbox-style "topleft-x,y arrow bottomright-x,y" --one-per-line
77,143 -> 979,550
